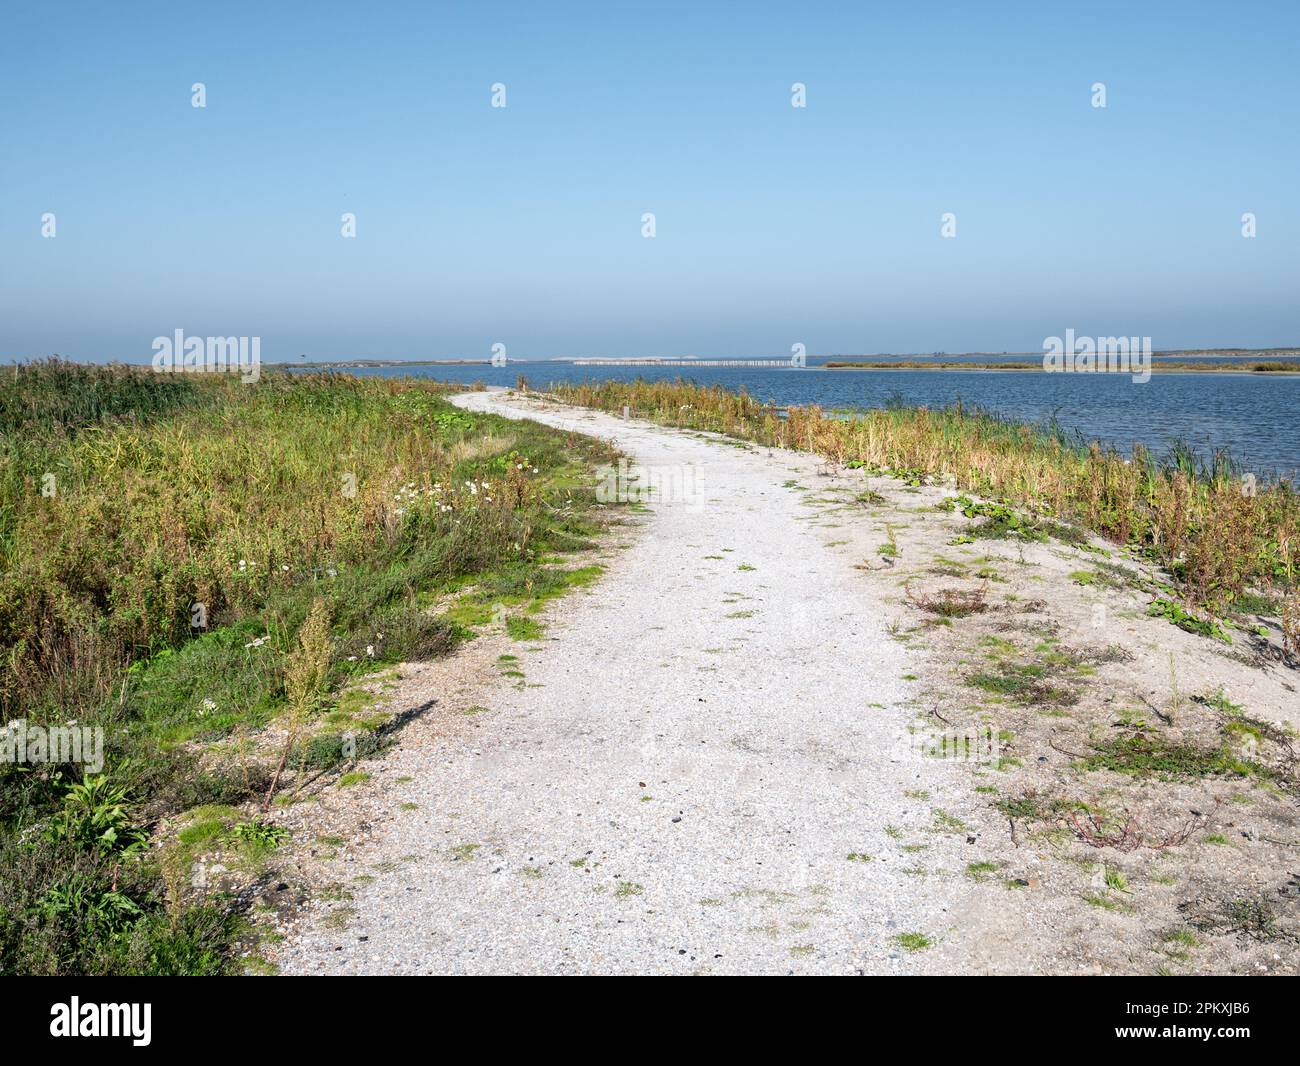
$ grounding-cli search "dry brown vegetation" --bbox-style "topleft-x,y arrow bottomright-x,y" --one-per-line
546,379 -> 1298,619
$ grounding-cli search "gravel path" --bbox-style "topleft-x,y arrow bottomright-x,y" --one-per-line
278,390 -> 990,975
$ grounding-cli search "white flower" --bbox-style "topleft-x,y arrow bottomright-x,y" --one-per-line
244,635 -> 268,649
200,698 -> 218,716
365,645 -> 375,657
281,565 -> 289,572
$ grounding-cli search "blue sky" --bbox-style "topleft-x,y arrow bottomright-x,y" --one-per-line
2,0 -> 1297,361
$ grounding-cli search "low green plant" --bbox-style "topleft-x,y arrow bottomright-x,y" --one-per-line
893,931 -> 933,952
45,776 -> 147,857
1147,598 -> 1232,642
231,820 -> 289,852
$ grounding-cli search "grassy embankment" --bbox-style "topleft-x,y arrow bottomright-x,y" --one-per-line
545,378 -> 1299,638
0,361 -> 613,974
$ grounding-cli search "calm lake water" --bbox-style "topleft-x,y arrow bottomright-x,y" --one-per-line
333,361 -> 1300,481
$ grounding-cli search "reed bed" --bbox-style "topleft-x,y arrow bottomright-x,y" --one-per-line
546,378 -> 1298,615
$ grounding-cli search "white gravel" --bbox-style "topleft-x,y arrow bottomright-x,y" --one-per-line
277,389 -> 987,975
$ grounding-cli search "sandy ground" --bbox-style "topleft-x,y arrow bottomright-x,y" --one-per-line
270,390 -> 1299,976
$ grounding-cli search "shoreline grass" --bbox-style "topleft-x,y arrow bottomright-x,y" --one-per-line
0,361 -> 613,974
544,378 -> 1298,621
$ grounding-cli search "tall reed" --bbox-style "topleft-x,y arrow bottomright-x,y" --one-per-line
547,378 -> 1298,612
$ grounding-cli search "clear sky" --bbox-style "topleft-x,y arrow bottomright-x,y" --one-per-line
2,0 -> 1297,361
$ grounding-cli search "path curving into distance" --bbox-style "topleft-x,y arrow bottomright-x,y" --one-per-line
278,389 -> 1014,975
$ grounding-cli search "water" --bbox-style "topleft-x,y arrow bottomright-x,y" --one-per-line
319,361 -> 1300,481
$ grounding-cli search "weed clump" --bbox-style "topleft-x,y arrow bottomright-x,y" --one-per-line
905,583 -> 988,618
1084,735 -> 1261,781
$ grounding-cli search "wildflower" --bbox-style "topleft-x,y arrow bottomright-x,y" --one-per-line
244,635 -> 268,649
200,698 -> 218,716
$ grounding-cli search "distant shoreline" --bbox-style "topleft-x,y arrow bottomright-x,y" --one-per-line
262,348 -> 1300,372
823,360 -> 1300,375
29,349 -> 1290,373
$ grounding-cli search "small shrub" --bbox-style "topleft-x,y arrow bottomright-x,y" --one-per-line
231,819 -> 289,852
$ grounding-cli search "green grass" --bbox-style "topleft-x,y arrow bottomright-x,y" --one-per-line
1103,867 -> 1131,893
1162,929 -> 1201,949
893,931 -> 934,952
1084,735 -> 1263,782
506,616 -> 546,640
928,808 -> 970,834
994,791 -> 1069,821
1082,892 -> 1129,912
0,362 -> 613,974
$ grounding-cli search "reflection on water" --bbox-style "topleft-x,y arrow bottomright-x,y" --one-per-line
321,362 -> 1300,481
